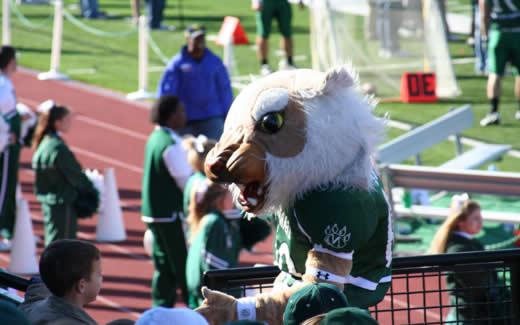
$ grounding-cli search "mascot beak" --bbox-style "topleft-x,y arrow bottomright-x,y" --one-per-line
204,144 -> 237,183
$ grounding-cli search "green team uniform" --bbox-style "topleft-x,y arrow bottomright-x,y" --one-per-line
183,171 -> 206,217
32,133 -> 90,245
0,109 -> 20,240
186,211 -> 242,308
256,0 -> 292,38
272,174 -> 393,309
142,127 -> 188,307
486,0 -> 520,75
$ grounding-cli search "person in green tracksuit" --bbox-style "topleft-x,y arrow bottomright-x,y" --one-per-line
479,0 -> 520,126
185,180 -> 241,308
141,95 -> 193,307
0,46 -> 20,248
430,199 -> 508,323
32,102 -> 91,246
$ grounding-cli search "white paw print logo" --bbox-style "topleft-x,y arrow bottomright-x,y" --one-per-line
324,224 -> 350,249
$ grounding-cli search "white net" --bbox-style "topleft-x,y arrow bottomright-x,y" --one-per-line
308,0 -> 461,98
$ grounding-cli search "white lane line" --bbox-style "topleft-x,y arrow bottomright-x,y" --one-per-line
70,146 -> 143,174
77,232 -> 150,263
18,68 -> 151,111
74,115 -> 148,141
18,97 -> 149,141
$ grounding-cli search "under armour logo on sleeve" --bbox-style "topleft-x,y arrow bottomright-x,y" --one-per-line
316,271 -> 330,280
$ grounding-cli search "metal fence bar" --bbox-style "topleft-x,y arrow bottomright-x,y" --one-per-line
0,271 -> 29,291
382,164 -> 520,197
204,249 -> 520,324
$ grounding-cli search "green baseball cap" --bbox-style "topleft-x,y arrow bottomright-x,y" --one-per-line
320,307 -> 378,325
283,283 -> 348,325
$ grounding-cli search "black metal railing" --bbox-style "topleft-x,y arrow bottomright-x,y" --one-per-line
0,271 -> 30,292
204,249 -> 520,324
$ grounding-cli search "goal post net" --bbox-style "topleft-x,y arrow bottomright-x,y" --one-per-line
308,0 -> 461,99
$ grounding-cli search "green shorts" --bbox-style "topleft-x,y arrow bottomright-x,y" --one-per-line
256,0 -> 292,39
487,29 -> 520,76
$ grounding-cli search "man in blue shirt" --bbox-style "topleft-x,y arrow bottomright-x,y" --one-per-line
158,25 -> 233,140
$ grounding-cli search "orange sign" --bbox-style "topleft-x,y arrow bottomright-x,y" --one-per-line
216,16 -> 249,46
400,72 -> 437,103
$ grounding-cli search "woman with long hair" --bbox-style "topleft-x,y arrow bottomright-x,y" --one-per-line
182,134 -> 216,218
429,199 -> 483,255
185,180 -> 242,308
430,198 -> 505,323
32,101 -> 91,245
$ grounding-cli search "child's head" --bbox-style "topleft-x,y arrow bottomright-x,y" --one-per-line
31,100 -> 71,150
39,239 -> 102,305
188,180 -> 233,240
183,135 -> 217,172
429,199 -> 482,254
150,96 -> 186,130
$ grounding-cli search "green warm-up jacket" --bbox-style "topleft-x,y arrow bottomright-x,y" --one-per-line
32,133 -> 89,205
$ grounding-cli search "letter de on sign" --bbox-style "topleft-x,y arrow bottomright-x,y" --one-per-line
400,72 -> 438,103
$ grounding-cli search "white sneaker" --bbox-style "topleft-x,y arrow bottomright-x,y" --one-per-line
515,111 -> 520,120
480,112 -> 500,126
0,239 -> 11,251
260,64 -> 272,76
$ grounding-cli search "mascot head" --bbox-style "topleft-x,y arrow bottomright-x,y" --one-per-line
205,66 -> 385,215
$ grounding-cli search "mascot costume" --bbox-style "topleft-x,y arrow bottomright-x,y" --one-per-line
198,66 -> 393,325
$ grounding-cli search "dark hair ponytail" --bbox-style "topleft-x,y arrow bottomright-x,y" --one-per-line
31,105 -> 70,150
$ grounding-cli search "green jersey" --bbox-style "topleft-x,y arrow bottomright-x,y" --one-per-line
272,174 -> 393,307
186,211 -> 242,308
487,0 -> 520,31
141,127 -> 184,221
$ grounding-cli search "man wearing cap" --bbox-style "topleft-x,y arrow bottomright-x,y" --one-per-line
157,24 -> 233,140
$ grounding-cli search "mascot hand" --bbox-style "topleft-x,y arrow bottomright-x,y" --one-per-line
196,287 -> 237,325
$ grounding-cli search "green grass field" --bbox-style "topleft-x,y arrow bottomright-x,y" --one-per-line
4,0 -> 520,170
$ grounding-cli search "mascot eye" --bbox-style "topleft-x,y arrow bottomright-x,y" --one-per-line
259,112 -> 284,134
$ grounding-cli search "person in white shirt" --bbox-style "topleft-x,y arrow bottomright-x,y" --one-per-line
0,46 -> 19,250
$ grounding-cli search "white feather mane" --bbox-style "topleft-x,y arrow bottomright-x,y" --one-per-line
254,66 -> 386,216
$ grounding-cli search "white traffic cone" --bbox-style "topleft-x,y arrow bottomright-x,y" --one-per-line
96,168 -> 126,242
8,199 -> 38,275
